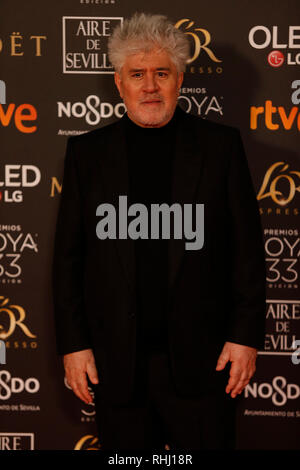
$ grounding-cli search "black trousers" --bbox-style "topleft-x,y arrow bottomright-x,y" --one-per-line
93,350 -> 237,451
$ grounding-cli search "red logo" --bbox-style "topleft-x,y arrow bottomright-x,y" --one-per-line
268,50 -> 284,67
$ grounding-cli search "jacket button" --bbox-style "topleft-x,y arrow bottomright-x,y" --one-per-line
129,311 -> 135,318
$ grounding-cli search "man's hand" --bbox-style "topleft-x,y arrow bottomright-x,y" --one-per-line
63,348 -> 99,404
215,341 -> 257,398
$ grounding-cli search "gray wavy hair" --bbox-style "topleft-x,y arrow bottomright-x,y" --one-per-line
108,13 -> 190,73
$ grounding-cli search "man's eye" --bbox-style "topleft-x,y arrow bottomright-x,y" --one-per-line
132,73 -> 143,78
157,72 -> 168,78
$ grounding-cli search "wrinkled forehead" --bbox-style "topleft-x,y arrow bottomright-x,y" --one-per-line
121,47 -> 177,73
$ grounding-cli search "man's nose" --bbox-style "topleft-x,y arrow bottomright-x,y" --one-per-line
142,74 -> 159,93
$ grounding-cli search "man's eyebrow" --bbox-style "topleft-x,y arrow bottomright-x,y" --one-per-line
128,67 -> 171,72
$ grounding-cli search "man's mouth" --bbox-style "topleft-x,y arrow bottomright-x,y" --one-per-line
141,100 -> 162,105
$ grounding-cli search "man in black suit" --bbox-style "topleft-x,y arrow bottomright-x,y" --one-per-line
53,13 -> 266,450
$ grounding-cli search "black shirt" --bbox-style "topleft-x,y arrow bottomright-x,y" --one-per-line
124,109 -> 180,353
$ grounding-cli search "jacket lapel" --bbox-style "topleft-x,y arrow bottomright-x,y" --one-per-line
99,118 -> 136,296
100,109 -> 206,298
168,109 -> 206,291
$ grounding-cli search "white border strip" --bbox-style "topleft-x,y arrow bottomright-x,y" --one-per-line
258,351 -> 295,356
62,16 -> 123,74
0,433 -> 34,450
259,299 -> 300,356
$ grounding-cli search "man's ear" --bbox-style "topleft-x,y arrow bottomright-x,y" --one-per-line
114,72 -> 123,98
177,71 -> 184,91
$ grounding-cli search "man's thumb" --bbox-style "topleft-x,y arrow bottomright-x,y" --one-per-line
87,362 -> 99,384
215,350 -> 230,371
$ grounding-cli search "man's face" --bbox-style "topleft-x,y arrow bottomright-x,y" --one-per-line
114,48 -> 184,127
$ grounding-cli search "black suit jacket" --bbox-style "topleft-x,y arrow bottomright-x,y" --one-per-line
53,107 -> 266,404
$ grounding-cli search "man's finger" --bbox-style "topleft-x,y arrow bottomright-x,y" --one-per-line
71,382 -> 88,403
227,362 -> 255,397
77,376 -> 93,403
87,360 -> 99,385
215,350 -> 230,371
231,364 -> 256,396
67,372 -> 93,404
225,364 -> 242,395
74,382 -> 93,404
230,376 -> 250,397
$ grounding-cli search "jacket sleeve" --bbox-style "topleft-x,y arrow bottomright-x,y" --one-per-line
52,137 -> 92,355
225,129 -> 266,350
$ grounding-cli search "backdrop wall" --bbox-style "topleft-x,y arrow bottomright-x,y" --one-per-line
0,0 -> 299,450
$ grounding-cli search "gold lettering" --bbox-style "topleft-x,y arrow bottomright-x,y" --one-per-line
270,174 -> 295,205
30,36 -> 47,56
257,162 -> 300,206
257,162 -> 287,201
8,304 -> 36,338
50,177 -> 62,197
74,435 -> 100,450
0,309 -> 16,338
175,19 -> 221,64
0,296 -> 36,339
10,33 -> 23,56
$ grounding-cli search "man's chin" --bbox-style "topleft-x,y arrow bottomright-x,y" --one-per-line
130,110 -> 172,128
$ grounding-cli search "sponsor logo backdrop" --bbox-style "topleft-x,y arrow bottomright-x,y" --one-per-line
0,0 -> 299,450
